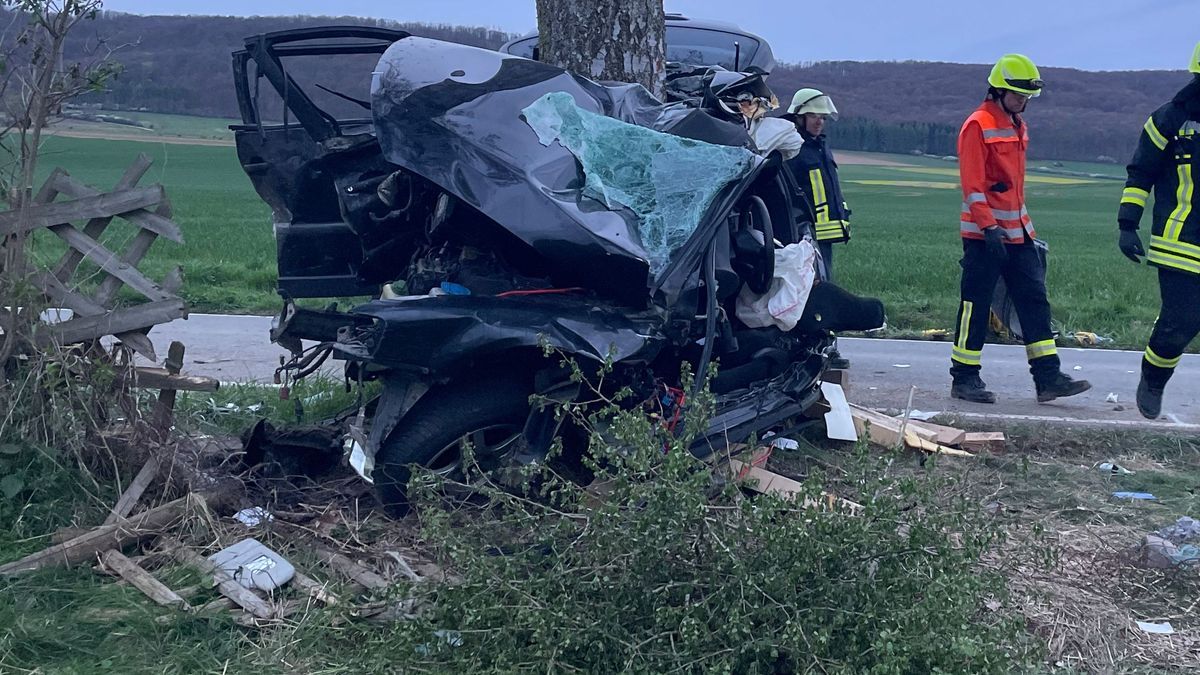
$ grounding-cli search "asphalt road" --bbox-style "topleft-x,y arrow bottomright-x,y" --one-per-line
140,313 -> 1200,432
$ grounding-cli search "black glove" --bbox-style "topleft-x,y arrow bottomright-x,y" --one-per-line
1118,228 -> 1145,263
984,226 -> 1007,262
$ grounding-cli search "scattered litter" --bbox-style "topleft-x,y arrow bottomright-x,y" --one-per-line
233,507 -> 274,527
892,364 -> 911,368
921,328 -> 948,339
1105,392 -> 1119,403
1072,365 -> 1083,371
820,382 -> 857,442
1112,491 -> 1156,501
984,599 -> 1002,612
1156,516 -> 1200,544
208,538 -> 295,592
1094,462 -> 1134,475
905,410 -> 940,421
1071,331 -> 1113,346
1141,535 -> 1200,568
1136,621 -> 1175,635
1126,370 -> 1136,374
415,629 -> 464,655
868,386 -> 877,390
770,437 -> 800,451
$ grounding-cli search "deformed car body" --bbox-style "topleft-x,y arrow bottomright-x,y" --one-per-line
231,27 -> 884,515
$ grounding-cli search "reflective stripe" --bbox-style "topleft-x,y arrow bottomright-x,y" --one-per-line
1148,235 -> 1200,274
1121,186 -> 1149,207
809,168 -> 828,223
1145,346 -> 1181,369
1025,339 -> 1058,360
960,221 -> 984,235
1148,245 -> 1200,274
1165,163 -> 1195,241
1144,117 -> 1169,150
982,128 -> 1017,140
951,345 -> 982,366
956,301 -> 973,350
991,207 -> 1023,220
966,192 -> 987,204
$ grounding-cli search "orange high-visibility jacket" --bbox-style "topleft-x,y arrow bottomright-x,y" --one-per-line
958,99 -> 1036,244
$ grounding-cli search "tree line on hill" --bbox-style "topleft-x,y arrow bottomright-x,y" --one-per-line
4,9 -> 1194,163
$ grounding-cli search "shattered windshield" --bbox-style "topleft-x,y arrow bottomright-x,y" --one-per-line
523,91 -> 756,273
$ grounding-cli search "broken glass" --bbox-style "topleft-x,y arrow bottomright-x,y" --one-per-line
523,91 -> 756,273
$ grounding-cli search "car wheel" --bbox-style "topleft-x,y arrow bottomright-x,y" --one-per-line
374,375 -> 531,517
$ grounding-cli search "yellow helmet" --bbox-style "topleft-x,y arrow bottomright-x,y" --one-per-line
1190,41 -> 1200,74
988,54 -> 1043,97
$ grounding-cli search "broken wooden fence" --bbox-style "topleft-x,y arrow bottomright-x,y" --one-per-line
0,154 -> 186,362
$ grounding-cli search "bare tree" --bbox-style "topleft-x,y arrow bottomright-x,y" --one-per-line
534,0 -> 665,97
0,0 -> 119,374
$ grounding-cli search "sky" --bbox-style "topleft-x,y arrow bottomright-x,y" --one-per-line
102,0 -> 1197,72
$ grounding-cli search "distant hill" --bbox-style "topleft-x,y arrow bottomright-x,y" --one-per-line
767,61 -> 1190,162
8,10 -> 1194,162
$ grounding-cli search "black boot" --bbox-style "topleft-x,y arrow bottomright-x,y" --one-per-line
1136,375 -> 1164,419
951,374 -> 997,404
1035,371 -> 1092,403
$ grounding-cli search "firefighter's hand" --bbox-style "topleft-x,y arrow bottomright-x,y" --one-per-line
1118,229 -> 1145,263
984,227 -> 1007,262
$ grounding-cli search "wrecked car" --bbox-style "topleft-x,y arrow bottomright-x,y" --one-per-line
231,27 -> 884,515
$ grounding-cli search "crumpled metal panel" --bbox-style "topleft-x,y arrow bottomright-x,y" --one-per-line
347,294 -> 665,373
370,36 -> 760,304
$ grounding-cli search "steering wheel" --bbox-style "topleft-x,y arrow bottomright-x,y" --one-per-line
731,195 -> 775,294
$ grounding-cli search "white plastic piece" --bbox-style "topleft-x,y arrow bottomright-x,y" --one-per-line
820,382 -> 858,442
1136,621 -> 1174,634
233,507 -> 274,527
734,241 -> 817,331
347,437 -> 374,483
208,538 -> 294,592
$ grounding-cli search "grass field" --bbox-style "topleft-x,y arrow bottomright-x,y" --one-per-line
54,111 -> 239,141
23,130 -> 1163,348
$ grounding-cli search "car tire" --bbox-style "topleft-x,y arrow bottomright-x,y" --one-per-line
374,374 -> 532,517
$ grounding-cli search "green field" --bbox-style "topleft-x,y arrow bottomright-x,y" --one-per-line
55,111 -> 240,140
25,133 -> 1161,348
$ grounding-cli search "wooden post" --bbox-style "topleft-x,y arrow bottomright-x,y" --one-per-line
103,456 -> 162,526
0,496 -> 195,576
101,549 -> 188,609
151,341 -> 186,441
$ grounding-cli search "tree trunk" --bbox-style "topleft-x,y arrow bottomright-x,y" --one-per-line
535,0 -> 665,98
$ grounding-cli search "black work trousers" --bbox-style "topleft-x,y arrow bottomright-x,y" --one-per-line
950,238 -> 1060,382
1142,267 -> 1200,389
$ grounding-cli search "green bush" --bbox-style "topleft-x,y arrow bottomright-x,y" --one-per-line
381,398 -> 1036,673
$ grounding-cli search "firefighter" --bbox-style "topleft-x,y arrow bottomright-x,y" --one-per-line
786,88 -> 851,368
949,54 -> 1091,404
1116,41 -> 1200,419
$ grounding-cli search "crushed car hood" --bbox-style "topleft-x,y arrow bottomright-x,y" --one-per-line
370,36 -> 762,305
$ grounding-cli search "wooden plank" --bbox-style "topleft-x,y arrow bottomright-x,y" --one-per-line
94,229 -> 159,306
903,419 -> 967,447
39,299 -> 186,346
0,496 -> 195,576
849,406 -> 972,457
293,570 -> 340,606
150,341 -> 185,439
51,225 -> 171,301
30,272 -> 157,360
51,170 -> 180,243
50,155 -> 157,281
127,367 -> 219,393
728,460 -> 863,513
312,546 -> 389,590
101,549 -> 188,609
162,537 -> 274,620
0,186 -> 164,236
960,432 -> 1006,453
849,405 -> 936,447
104,456 -> 161,526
